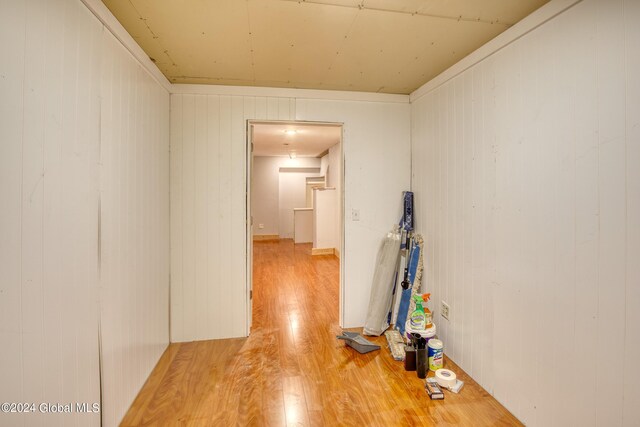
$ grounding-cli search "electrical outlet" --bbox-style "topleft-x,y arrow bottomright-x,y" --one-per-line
258,223 -> 264,229
351,209 -> 360,221
441,301 -> 450,320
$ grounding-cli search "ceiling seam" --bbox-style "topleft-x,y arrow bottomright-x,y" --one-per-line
320,0 -> 363,87
168,75 -> 379,92
126,0 -> 177,69
274,0 -> 514,26
245,0 -> 257,82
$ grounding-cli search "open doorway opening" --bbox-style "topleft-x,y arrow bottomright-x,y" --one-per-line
246,120 -> 344,335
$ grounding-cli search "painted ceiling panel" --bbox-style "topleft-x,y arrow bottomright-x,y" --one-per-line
252,123 -> 341,157
102,0 -> 549,93
323,7 -> 508,93
414,0 -> 550,23
248,0 -> 358,86
128,0 -> 254,83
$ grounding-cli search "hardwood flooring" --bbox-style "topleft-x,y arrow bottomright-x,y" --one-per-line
122,239 -> 522,426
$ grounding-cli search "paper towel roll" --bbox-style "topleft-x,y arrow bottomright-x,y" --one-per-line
435,369 -> 457,389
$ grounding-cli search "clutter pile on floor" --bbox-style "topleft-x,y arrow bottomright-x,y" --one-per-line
337,190 -> 464,400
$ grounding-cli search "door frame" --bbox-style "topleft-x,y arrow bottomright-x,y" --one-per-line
246,119 -> 345,335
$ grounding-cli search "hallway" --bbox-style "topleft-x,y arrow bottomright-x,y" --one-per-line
122,240 -> 520,426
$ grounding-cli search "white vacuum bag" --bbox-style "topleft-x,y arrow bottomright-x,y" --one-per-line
363,227 -> 402,336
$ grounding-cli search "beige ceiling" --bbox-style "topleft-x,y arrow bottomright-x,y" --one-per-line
102,0 -> 549,94
252,122 -> 341,157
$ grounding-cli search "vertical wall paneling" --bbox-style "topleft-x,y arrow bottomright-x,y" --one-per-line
219,95 -> 234,336
595,1 -> 627,425
0,0 -> 27,414
170,95 -> 184,342
171,95 -> 410,340
231,97 -> 247,334
0,0 -> 103,425
624,1 -> 640,426
194,95 -> 208,342
569,2 -> 599,424
21,0 -> 46,421
410,0 -> 639,425
99,31 -> 170,427
0,0 -> 172,425
171,95 -> 296,342
208,96 -> 222,338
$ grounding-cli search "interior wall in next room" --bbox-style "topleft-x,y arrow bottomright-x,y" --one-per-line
320,141 -> 342,254
410,0 -> 640,425
278,163 -> 321,239
252,156 -> 321,237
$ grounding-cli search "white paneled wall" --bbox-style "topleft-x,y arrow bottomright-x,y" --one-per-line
410,0 -> 639,425
170,95 -> 295,342
171,94 -> 410,340
0,1 -> 170,426
0,0 -> 102,425
99,32 -> 170,427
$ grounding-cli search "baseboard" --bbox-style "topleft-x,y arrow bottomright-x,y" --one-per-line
253,234 -> 279,241
311,247 -> 335,256
334,247 -> 340,259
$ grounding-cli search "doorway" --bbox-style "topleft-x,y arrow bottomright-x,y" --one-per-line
246,120 -> 344,334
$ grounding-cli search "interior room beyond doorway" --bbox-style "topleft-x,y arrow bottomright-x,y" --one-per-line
249,121 -> 343,328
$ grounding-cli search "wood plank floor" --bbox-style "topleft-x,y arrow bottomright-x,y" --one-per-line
122,239 -> 522,426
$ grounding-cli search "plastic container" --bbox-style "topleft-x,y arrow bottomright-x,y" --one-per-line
428,339 -> 444,371
404,321 -> 436,343
404,346 -> 416,371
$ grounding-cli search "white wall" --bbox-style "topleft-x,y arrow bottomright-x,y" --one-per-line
0,1 -> 102,425
294,209 -> 313,243
296,99 -> 411,327
313,189 -> 338,250
171,93 -> 410,340
170,95 -> 296,342
0,1 -> 171,426
278,166 -> 321,239
252,156 -> 320,236
320,142 -> 342,253
99,32 -> 170,427
410,0 -> 640,425
252,156 -> 280,236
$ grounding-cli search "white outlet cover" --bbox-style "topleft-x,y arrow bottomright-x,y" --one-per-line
351,209 -> 360,221
258,223 -> 264,229
441,301 -> 450,320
